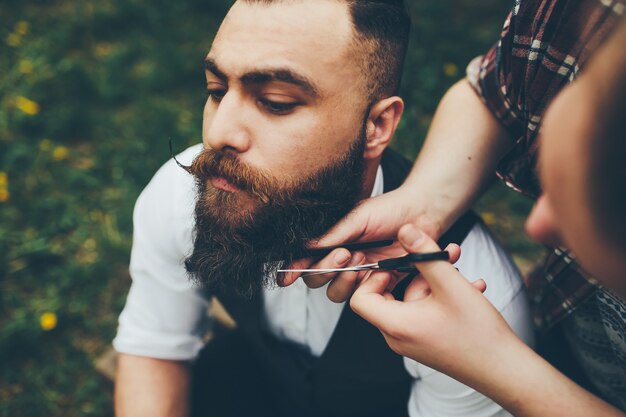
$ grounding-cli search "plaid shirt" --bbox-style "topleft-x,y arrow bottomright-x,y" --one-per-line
467,0 -> 625,328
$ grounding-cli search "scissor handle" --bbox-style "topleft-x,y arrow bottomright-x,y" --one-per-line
377,251 -> 449,269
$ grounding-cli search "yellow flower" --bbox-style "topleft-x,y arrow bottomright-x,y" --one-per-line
15,96 -> 39,116
19,59 -> 33,74
6,33 -> 20,47
0,189 -> 9,202
15,21 -> 29,36
0,172 -> 7,188
40,312 -> 58,331
52,146 -> 69,160
83,238 -> 97,250
443,62 -> 459,78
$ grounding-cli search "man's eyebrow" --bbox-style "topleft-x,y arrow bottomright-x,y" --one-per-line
241,69 -> 320,98
204,57 -> 227,81
204,58 -> 320,98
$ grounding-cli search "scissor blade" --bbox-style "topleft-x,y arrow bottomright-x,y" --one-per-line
277,263 -> 378,275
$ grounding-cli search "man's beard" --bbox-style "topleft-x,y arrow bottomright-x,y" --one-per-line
184,131 -> 367,298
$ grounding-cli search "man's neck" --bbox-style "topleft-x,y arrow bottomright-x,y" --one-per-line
361,158 -> 382,200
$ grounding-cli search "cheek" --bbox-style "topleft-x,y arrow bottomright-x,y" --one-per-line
255,112 -> 357,177
558,211 -> 626,294
202,101 -> 214,143
525,195 -> 564,247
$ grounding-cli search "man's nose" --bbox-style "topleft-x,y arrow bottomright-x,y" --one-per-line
525,194 -> 564,247
203,92 -> 251,153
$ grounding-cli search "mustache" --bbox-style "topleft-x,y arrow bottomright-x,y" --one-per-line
182,132 -> 367,297
185,148 -> 277,204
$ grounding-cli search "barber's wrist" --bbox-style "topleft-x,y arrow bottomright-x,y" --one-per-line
475,338 -> 547,412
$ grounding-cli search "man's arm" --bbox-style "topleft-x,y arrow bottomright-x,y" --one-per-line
113,144 -> 208,417
115,354 -> 191,417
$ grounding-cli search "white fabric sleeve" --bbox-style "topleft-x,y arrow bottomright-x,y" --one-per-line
113,144 -> 210,360
405,222 -> 534,417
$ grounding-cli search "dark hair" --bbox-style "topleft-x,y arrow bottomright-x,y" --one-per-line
588,24 -> 626,252
241,0 -> 410,100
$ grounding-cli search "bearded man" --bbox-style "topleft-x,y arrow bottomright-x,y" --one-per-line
113,1 -> 533,416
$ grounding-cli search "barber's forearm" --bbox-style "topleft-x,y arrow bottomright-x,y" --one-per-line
403,79 -> 513,238
469,339 -> 625,417
115,353 -> 191,417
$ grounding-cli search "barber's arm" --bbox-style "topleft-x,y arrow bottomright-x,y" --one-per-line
282,79 -> 513,299
351,224 -> 625,417
115,354 -> 190,417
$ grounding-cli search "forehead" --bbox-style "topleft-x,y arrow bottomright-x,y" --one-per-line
209,1 -> 359,91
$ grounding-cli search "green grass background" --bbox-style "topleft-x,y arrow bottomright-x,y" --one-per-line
0,1 -> 543,416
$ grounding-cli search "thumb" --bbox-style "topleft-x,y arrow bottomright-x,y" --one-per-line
397,223 -> 464,290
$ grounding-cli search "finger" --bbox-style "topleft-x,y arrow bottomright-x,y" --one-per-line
471,278 -> 487,293
350,272 -> 406,330
279,249 -> 351,287
278,258 -> 311,287
325,252 -> 367,302
381,269 -> 413,294
443,243 -> 461,264
404,275 -> 432,302
301,248 -> 352,289
397,223 -> 468,291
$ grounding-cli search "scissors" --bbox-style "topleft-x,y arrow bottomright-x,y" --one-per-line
277,239 -> 449,277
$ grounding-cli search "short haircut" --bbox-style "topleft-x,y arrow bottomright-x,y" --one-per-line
240,0 -> 411,101
588,22 -> 626,252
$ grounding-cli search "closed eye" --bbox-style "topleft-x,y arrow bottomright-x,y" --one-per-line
206,88 -> 226,103
258,98 -> 299,115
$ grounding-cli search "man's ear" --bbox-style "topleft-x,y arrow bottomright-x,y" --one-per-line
363,96 -> 404,160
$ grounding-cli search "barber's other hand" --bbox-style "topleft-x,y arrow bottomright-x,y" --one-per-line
280,189 -> 437,302
350,223 -> 518,383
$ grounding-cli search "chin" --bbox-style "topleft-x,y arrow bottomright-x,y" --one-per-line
576,249 -> 626,300
204,188 -> 259,226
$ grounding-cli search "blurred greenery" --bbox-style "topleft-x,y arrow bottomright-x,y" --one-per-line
0,0 -> 543,416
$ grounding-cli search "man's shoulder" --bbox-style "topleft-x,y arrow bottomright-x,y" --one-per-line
131,144 -> 201,256
147,143 -> 201,192
138,144 -> 201,214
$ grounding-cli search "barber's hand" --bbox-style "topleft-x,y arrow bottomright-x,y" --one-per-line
279,189 -> 437,302
279,243 -> 407,302
350,223 -> 518,383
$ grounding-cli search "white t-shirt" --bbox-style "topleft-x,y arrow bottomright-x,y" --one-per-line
114,144 -> 534,417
